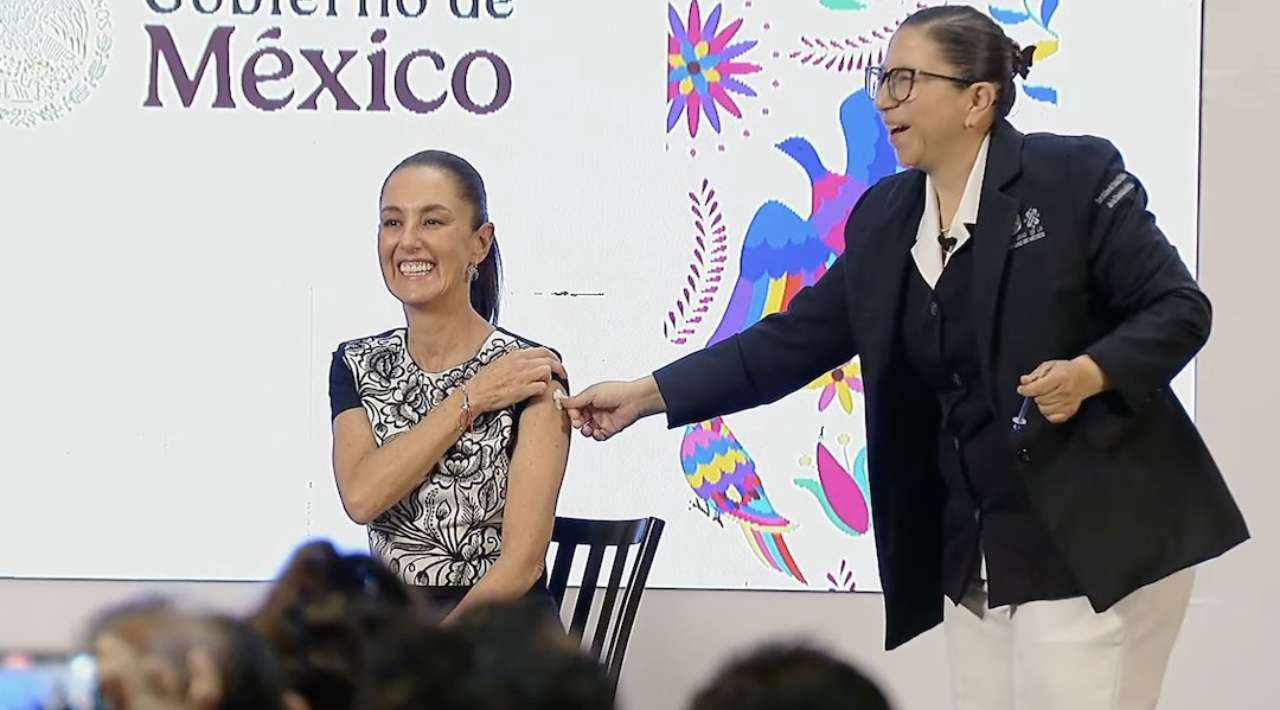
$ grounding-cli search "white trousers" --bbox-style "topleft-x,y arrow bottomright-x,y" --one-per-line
944,567 -> 1195,710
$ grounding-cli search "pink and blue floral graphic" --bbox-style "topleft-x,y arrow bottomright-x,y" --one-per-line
667,1 -> 763,137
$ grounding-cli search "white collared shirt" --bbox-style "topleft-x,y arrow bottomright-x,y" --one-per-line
911,134 -> 992,288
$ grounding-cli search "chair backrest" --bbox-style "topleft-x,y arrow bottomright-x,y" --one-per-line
547,516 -> 665,688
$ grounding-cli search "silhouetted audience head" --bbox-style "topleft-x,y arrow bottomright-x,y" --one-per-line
249,541 -> 424,710
452,600 -> 615,710
68,540 -> 909,710
87,598 -> 290,710
355,616 -> 473,710
689,643 -> 892,710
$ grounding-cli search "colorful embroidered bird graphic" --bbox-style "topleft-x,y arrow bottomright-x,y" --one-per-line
706,89 -> 897,346
795,443 -> 872,536
681,417 -> 808,583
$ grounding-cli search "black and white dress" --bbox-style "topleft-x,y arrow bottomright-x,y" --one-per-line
329,326 -> 563,607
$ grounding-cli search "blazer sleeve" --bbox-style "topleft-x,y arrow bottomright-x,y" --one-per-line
653,250 -> 858,428
1076,138 -> 1212,411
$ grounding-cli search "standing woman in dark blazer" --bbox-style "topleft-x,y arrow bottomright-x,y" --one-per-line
563,6 -> 1247,709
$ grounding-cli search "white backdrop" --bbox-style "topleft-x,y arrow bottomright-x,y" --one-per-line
0,0 -> 1200,590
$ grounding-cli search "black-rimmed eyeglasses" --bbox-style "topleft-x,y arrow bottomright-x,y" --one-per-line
865,65 -> 974,103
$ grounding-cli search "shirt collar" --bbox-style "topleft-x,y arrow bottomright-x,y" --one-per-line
911,133 -> 992,284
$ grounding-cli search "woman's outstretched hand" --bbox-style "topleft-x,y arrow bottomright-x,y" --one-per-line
560,376 -> 667,441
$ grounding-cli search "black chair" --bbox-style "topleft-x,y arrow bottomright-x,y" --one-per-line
547,516 -> 665,688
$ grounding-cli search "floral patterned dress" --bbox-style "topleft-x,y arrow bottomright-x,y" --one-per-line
329,327 -> 561,590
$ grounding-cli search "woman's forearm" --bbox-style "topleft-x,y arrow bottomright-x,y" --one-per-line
340,389 -> 470,524
443,556 -> 547,624
634,375 -> 669,417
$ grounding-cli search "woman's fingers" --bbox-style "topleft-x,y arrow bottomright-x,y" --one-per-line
1036,400 -> 1078,424
1019,374 -> 1064,398
520,358 -> 566,383
550,359 -> 568,381
1020,360 -> 1056,385
575,408 -> 619,440
521,348 -> 566,376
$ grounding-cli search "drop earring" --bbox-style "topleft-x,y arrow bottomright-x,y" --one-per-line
467,264 -> 479,282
